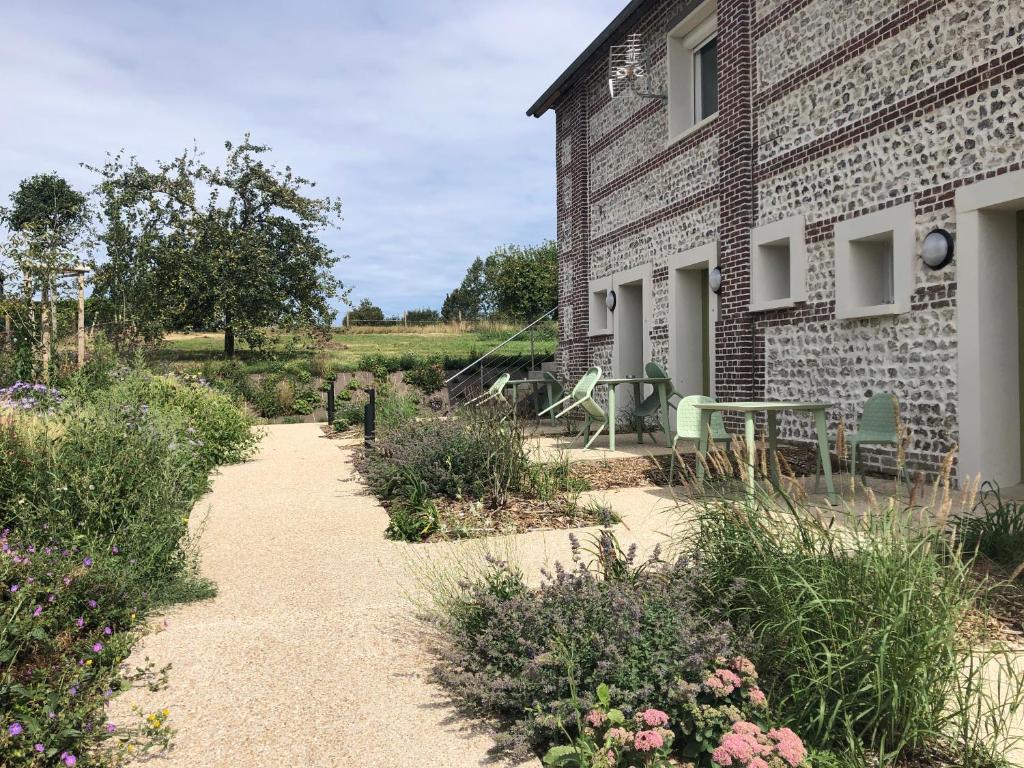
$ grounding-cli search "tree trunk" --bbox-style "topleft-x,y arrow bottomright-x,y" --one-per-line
224,325 -> 235,358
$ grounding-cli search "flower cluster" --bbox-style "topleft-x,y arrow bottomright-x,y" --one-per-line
669,656 -> 772,761
711,721 -> 807,768
0,381 -> 64,412
544,686 -> 674,768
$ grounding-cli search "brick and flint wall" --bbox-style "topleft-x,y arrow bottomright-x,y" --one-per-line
550,0 -> 1024,475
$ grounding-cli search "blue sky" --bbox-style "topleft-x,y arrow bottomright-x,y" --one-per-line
1,1 -> 624,316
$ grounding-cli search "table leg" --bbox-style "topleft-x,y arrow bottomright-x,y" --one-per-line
546,384 -> 556,426
745,412 -> 757,499
814,409 -> 838,505
608,384 -> 617,452
767,411 -> 780,489
696,410 -> 711,485
633,382 -> 643,444
659,383 -> 670,447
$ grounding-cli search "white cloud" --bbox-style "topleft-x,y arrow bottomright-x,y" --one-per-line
0,0 -> 625,315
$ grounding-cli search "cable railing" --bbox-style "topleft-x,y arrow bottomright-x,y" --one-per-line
445,308 -> 557,407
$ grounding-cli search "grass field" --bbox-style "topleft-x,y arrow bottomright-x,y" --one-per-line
156,324 -> 557,375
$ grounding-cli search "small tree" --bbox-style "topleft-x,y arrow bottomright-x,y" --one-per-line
90,135 -> 347,357
0,173 -> 92,380
345,298 -> 384,325
406,307 -> 440,323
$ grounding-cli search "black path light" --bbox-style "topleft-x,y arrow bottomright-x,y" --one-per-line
709,266 -> 723,294
922,228 -> 954,270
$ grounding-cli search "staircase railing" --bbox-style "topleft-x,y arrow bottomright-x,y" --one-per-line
445,308 -> 557,406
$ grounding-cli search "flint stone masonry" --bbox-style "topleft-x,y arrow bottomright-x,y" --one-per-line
591,138 -> 719,239
757,0 -> 1024,161
543,0 -> 1024,479
757,78 -> 1024,226
756,0 -> 903,90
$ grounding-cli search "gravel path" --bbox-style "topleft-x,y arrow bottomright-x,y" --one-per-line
111,423 -> 535,767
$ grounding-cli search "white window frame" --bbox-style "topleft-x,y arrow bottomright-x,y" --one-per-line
834,203 -> 915,320
749,215 -> 808,312
666,0 -> 718,144
588,276 -> 613,336
692,31 -> 717,125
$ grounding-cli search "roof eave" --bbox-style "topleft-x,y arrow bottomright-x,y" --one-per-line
525,0 -> 651,118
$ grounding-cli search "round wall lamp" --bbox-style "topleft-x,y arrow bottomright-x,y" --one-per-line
709,266 -> 723,294
922,228 -> 954,270
605,289 -> 617,312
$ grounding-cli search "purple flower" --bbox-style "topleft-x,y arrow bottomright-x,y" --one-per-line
105,723 -> 117,733
83,557 -> 93,567
32,605 -> 42,618
35,743 -> 45,752
92,642 -> 104,653
8,722 -> 23,736
9,583 -> 18,593
111,546 -> 119,554
69,686 -> 77,696
87,600 -> 97,609
61,752 -> 77,766
103,626 -> 112,635
75,617 -> 84,628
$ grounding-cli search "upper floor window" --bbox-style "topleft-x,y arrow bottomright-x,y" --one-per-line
667,0 -> 718,141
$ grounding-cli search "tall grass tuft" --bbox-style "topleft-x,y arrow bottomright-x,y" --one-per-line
690,484 -> 1024,766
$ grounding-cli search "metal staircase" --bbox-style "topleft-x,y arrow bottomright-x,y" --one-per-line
445,308 -> 557,407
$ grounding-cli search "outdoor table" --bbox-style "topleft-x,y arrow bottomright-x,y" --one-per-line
502,377 -> 557,425
597,376 -> 673,452
693,401 -> 838,505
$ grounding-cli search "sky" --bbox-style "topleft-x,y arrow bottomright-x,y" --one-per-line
0,0 -> 625,316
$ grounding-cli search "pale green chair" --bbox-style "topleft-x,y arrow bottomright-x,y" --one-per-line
669,395 -> 731,484
816,392 -> 900,488
465,373 -> 511,407
539,366 -> 608,449
632,361 -> 681,442
538,372 -> 565,424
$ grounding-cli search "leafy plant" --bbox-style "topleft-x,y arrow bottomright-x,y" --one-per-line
404,362 -> 445,394
958,481 -> 1024,567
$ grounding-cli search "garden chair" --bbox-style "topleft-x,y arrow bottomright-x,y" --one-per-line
632,361 -> 681,442
816,392 -> 900,490
539,366 -> 608,449
465,373 -> 511,407
538,371 -> 565,423
668,395 -> 731,484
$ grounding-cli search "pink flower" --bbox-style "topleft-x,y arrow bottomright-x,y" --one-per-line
638,708 -> 669,727
711,746 -> 734,766
633,729 -> 664,752
706,668 -> 743,697
606,727 -> 631,745
584,709 -> 607,728
732,656 -> 757,677
732,721 -> 762,738
749,688 -> 767,707
719,732 -> 757,762
769,727 -> 807,767
749,759 -> 770,768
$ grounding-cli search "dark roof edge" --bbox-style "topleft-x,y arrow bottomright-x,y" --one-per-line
526,0 -> 650,118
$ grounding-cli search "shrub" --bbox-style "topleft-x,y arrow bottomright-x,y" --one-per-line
432,532 -> 738,755
958,481 -> 1024,567
692,496 -> 1024,766
366,409 -> 529,507
274,378 -> 296,413
405,362 -> 445,394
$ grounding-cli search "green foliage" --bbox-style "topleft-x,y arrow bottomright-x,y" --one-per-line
442,242 -> 557,322
693,498 -> 1024,766
0,369 -> 256,765
345,298 -> 384,325
406,307 -> 440,323
958,482 -> 1024,566
2,172 -> 89,238
88,136 -> 346,355
404,361 -> 445,394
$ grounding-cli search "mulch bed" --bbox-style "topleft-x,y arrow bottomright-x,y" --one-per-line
422,495 -> 613,541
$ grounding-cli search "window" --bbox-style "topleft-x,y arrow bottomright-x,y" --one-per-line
694,34 -> 718,121
835,203 -> 915,319
588,278 -> 613,335
749,215 -> 807,311
667,0 -> 717,141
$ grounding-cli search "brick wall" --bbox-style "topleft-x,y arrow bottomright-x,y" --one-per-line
547,0 -> 1024,476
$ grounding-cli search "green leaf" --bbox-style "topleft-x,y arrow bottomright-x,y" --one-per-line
596,682 -> 611,707
606,708 -> 625,724
542,745 -> 580,766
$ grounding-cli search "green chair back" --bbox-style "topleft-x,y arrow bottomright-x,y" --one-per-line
488,373 -> 511,396
542,371 -> 564,400
644,361 -> 668,380
570,366 -> 602,401
857,392 -> 899,441
676,395 -> 728,441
